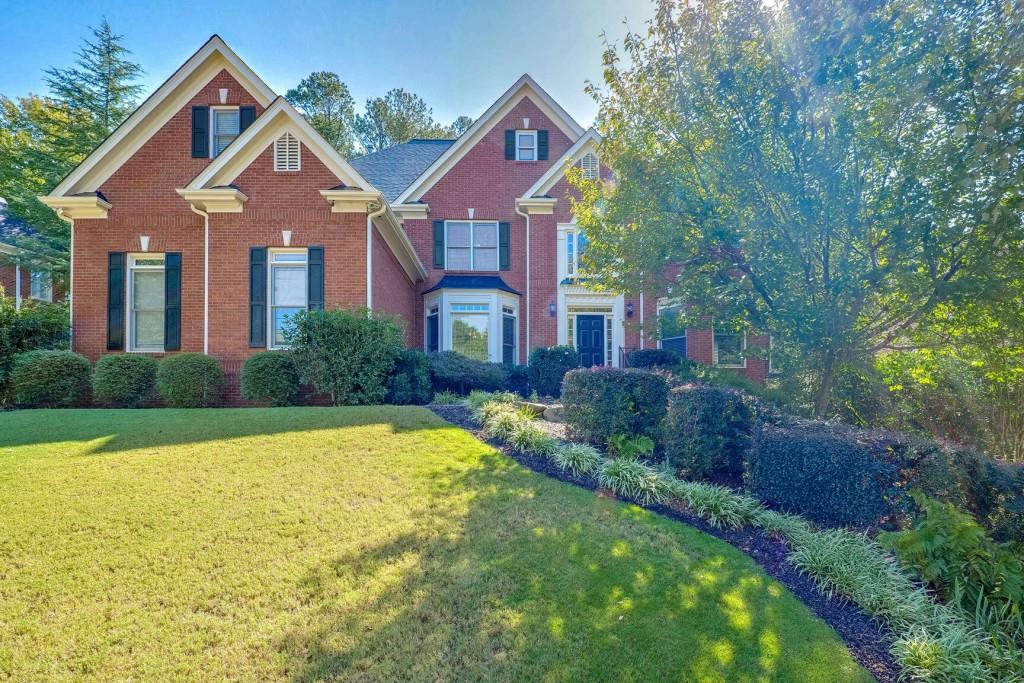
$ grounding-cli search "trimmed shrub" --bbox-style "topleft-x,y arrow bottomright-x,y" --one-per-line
527,345 -> 578,397
289,308 -> 405,405
627,348 -> 680,368
506,364 -> 531,397
428,351 -> 507,395
241,351 -> 301,406
386,349 -> 432,405
156,353 -> 223,408
562,367 -> 668,445
748,423 -> 904,528
9,350 -> 90,408
662,384 -> 755,481
92,354 -> 158,407
0,298 -> 69,404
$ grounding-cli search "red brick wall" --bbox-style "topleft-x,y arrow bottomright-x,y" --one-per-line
0,260 -> 25,301
403,96 -> 575,356
371,225 -> 416,345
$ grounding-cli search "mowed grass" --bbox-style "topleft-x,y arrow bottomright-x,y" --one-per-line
0,407 -> 872,682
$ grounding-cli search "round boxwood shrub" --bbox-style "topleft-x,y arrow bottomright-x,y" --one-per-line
528,345 -> 578,397
663,384 -> 755,483
562,367 -> 668,446
428,351 -> 507,395
156,353 -> 223,408
241,351 -> 301,406
386,349 -> 432,405
10,349 -> 91,408
92,354 -> 158,407
627,348 -> 680,368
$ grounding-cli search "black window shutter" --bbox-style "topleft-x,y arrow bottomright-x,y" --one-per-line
107,252 -> 125,351
432,221 -> 445,269
164,252 -> 182,351
504,129 -> 515,160
537,130 -> 549,160
498,222 -> 511,271
249,247 -> 267,348
502,315 -> 516,365
307,246 -> 324,312
191,106 -> 209,158
427,314 -> 439,353
239,106 -> 256,132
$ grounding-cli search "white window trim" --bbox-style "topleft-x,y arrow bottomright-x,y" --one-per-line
267,248 -> 308,350
126,253 -> 165,353
566,229 -> 581,278
713,330 -> 747,368
423,290 -> 519,364
768,335 -> 780,375
29,270 -> 52,302
274,131 -> 301,172
210,106 -> 241,159
515,129 -> 537,161
444,220 -> 500,272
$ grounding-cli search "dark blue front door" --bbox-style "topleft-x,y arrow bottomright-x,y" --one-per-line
576,315 -> 605,367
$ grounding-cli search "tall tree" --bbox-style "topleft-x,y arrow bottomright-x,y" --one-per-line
354,88 -> 450,153
286,71 -> 356,157
572,0 -> 1024,416
448,115 -> 474,137
0,19 -> 144,275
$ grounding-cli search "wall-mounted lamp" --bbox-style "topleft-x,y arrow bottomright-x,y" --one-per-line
548,303 -> 556,317
139,235 -> 150,252
282,229 -> 292,247
626,302 -> 634,318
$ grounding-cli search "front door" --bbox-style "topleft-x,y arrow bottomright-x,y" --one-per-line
576,315 -> 605,367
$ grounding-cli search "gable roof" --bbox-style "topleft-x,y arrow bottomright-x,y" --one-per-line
395,74 -> 586,204
350,139 -> 454,202
48,35 -> 276,198
183,98 -> 373,191
521,128 -> 601,200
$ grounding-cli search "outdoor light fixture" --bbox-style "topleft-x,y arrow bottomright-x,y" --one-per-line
549,303 -> 556,317
626,302 -> 634,318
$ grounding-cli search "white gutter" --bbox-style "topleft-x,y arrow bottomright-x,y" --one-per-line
514,203 -> 531,354
186,204 -> 210,354
365,199 -> 388,310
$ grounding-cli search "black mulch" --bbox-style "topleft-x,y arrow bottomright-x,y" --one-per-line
430,403 -> 901,683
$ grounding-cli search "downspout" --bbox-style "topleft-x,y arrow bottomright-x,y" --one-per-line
186,204 -> 210,354
514,202 -> 531,355
14,266 -> 21,311
639,292 -> 645,350
365,196 -> 388,311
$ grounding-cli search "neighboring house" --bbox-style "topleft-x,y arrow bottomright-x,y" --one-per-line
41,35 -> 766,401
0,198 -> 60,309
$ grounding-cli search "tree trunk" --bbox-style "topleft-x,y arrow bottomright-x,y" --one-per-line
813,351 -> 838,418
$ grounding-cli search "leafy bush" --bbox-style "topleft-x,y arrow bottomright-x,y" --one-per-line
662,384 -> 755,481
156,353 -> 223,408
506,364 -> 531,397
0,299 -> 69,404
289,308 -> 405,405
553,443 -> 603,477
241,351 -> 300,406
92,354 -> 158,407
747,423 -> 903,528
562,367 -> 668,445
428,351 -> 507,395
881,494 -> 1024,654
9,350 -> 90,408
608,433 -> 654,460
527,345 -> 577,397
431,390 -> 462,405
386,349 -> 432,405
627,348 -> 680,368
597,457 -> 670,505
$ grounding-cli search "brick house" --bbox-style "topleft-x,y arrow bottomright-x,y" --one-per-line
0,198 -> 62,309
41,35 -> 767,398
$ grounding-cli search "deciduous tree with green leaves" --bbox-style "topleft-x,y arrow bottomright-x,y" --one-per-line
572,0 -> 1024,416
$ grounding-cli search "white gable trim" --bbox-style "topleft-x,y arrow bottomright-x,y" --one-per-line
183,98 -> 372,191
49,36 -> 276,198
395,74 -> 585,204
522,128 -> 602,200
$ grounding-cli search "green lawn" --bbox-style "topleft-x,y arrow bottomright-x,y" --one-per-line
0,407 -> 872,682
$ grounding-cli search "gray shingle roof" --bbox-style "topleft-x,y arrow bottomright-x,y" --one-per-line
0,198 -> 37,248
350,139 -> 454,202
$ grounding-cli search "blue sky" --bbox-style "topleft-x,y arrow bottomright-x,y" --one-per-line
2,0 -> 655,128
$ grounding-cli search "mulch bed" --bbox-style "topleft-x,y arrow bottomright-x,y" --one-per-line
430,403 -> 901,683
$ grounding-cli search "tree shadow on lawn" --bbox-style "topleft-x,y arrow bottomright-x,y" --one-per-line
276,452 -> 871,683
0,406 -> 450,453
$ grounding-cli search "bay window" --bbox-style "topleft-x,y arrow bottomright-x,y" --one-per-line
128,255 -> 165,352
445,221 -> 499,271
269,250 -> 307,348
424,292 -> 519,364
450,304 -> 489,361
714,330 -> 746,368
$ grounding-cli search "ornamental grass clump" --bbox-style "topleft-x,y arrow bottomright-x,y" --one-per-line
553,443 -> 603,477
664,478 -> 764,530
507,421 -> 558,456
597,458 -> 671,506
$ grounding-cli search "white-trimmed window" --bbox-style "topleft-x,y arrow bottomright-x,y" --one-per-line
516,130 -> 537,161
269,249 -> 308,348
450,303 -> 490,361
274,132 -> 300,171
445,221 -> 499,271
128,255 -> 165,352
714,330 -> 747,368
580,152 -> 599,180
211,107 -> 240,157
657,300 -> 687,358
29,270 -> 52,302
566,229 -> 587,277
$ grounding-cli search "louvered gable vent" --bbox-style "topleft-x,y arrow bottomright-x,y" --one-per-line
580,152 -> 599,180
274,132 -> 300,171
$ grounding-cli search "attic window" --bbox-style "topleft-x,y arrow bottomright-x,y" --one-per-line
580,152 -> 599,180
274,132 -> 300,172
